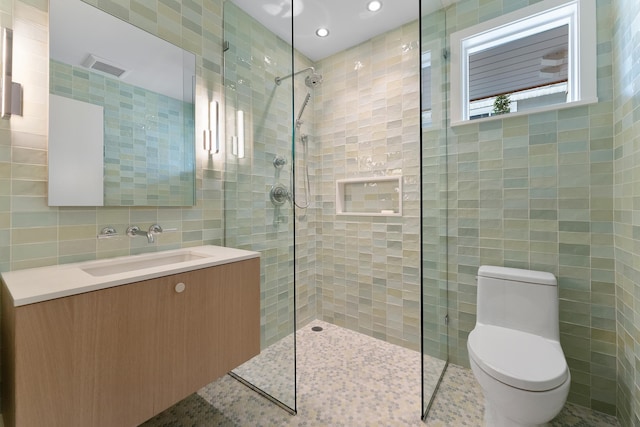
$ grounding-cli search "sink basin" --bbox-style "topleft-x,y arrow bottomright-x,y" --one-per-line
82,252 -> 209,277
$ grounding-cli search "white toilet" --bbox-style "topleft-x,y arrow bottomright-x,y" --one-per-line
468,265 -> 570,427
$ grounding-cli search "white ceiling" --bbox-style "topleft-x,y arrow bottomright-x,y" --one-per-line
50,0 -> 194,102
229,0 -> 453,62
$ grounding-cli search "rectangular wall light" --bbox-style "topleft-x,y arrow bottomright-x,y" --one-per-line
236,110 -> 245,159
203,100 -> 219,153
1,27 -> 22,119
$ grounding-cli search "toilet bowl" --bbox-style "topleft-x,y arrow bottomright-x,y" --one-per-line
468,266 -> 570,427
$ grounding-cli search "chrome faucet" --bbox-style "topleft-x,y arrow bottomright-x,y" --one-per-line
126,226 -> 155,243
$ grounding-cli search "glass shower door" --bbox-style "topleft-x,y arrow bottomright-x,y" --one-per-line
222,0 -> 297,412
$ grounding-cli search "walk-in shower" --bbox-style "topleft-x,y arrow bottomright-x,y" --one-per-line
223,0 -> 448,420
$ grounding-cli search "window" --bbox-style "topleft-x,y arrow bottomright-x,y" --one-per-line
450,0 -> 597,125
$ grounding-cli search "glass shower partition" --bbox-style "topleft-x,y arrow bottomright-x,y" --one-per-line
223,0 -> 450,421
222,1 -> 297,412
420,3 -> 449,419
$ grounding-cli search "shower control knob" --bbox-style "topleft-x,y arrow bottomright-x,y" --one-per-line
270,183 -> 290,206
175,282 -> 186,293
273,156 -> 287,169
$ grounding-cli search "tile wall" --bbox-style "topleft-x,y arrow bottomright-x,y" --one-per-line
222,1 -> 315,348
313,21 -> 422,351
612,0 -> 640,424
444,0 -> 617,414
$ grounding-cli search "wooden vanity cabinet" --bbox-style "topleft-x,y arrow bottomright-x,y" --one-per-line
1,258 -> 260,427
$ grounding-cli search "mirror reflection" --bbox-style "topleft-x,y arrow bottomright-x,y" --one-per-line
48,0 -> 196,206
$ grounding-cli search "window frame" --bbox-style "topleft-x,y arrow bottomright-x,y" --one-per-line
450,0 -> 597,126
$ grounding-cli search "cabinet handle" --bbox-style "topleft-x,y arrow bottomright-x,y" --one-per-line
175,282 -> 186,293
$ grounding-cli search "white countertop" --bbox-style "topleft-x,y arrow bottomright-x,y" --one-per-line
1,245 -> 260,307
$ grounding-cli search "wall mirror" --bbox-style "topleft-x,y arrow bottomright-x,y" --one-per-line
450,0 -> 597,125
48,0 -> 196,206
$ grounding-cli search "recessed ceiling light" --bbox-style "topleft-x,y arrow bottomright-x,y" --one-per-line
367,1 -> 382,12
316,27 -> 329,37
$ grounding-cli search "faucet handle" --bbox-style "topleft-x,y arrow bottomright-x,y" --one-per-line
97,227 -> 119,239
148,224 -> 163,234
126,226 -> 141,237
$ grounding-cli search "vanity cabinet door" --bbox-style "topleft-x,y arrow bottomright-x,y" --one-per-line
215,258 -> 260,373
74,281 -> 158,426
6,295 -> 76,427
153,259 -> 260,412
153,267 -> 221,412
9,280 -> 158,427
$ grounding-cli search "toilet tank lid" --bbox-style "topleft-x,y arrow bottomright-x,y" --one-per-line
478,265 -> 556,286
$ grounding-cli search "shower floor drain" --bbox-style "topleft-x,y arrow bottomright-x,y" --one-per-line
311,326 -> 323,332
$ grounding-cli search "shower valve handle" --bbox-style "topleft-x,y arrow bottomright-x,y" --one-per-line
270,183 -> 290,206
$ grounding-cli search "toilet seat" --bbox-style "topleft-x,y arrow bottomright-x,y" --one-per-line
468,324 -> 568,392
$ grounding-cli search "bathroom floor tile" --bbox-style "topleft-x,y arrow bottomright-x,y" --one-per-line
141,320 -> 619,427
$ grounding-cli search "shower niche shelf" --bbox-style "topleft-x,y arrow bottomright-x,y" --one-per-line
336,176 -> 402,217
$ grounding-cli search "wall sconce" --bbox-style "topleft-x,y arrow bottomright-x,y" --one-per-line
1,28 -> 23,119
232,110 -> 245,159
203,100 -> 219,153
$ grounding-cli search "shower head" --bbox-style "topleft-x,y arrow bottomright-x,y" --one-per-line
305,72 -> 323,88
296,92 -> 311,128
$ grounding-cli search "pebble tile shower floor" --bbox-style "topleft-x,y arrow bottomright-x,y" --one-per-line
140,320 -> 619,426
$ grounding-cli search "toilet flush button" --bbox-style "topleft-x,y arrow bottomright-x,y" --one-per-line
175,282 -> 186,293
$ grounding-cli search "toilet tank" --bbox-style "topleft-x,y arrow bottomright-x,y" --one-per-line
476,265 -> 559,341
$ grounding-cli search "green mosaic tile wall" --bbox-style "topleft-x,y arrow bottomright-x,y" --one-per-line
50,60 -> 195,206
0,0 -> 224,272
444,0 -> 617,415
612,0 -> 640,424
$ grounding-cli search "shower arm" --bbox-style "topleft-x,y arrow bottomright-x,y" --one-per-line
275,67 -> 316,85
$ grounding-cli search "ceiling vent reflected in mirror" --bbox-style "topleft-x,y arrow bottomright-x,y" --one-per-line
81,54 -> 128,78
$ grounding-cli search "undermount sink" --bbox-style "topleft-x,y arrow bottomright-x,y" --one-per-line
82,251 -> 209,277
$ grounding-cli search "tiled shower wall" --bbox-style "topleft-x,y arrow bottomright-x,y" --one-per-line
0,0 -> 224,269
612,0 -> 640,424
223,6 -> 440,354
222,2 -> 315,347
444,0 -> 617,414
313,21 -> 422,351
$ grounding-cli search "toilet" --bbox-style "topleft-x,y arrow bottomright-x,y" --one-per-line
468,266 -> 570,427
